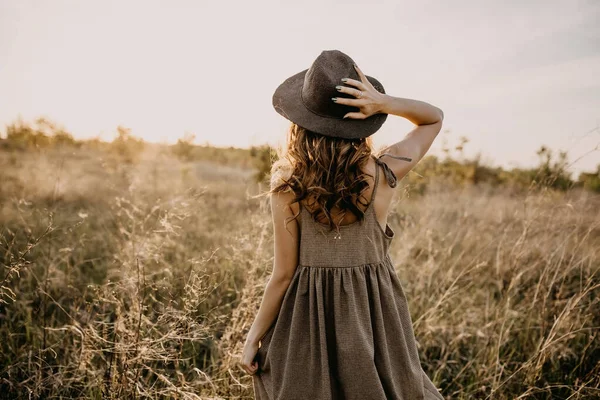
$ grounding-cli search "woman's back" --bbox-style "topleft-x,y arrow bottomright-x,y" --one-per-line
294,154 -> 396,235
252,155 -> 444,399
242,49 -> 444,399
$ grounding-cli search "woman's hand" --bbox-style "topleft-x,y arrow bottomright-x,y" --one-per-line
239,338 -> 260,375
333,64 -> 388,120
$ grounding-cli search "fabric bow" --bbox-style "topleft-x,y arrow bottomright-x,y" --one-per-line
374,153 -> 413,188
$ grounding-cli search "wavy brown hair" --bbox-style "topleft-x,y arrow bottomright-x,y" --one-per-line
269,122 -> 375,233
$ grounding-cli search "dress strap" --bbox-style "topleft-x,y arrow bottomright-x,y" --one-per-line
301,153 -> 413,222
373,152 -> 413,188
369,154 -> 382,206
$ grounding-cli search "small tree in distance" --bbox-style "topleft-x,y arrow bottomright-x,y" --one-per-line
110,126 -> 145,163
173,132 -> 197,161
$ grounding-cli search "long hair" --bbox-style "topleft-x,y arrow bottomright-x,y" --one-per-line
269,122 -> 375,232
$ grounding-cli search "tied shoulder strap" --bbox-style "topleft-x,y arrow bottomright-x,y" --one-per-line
374,153 -> 413,188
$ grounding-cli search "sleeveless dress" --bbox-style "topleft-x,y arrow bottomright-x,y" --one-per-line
252,154 -> 444,400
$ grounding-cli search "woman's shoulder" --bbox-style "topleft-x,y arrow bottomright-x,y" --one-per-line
269,158 -> 293,191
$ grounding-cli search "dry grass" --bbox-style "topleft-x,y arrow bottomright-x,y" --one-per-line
0,147 -> 598,399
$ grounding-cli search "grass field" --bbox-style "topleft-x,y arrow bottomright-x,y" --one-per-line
0,146 -> 599,399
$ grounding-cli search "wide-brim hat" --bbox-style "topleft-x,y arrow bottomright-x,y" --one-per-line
272,49 -> 388,140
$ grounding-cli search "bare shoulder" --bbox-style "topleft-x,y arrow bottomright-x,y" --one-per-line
270,190 -> 300,234
269,158 -> 292,191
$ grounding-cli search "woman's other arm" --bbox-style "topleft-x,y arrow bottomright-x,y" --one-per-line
377,95 -> 444,181
240,189 -> 299,374
334,64 -> 444,181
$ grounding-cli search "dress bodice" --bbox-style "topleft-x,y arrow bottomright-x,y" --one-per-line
297,153 -> 412,268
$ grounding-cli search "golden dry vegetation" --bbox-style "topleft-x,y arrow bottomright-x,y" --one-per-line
0,121 -> 599,399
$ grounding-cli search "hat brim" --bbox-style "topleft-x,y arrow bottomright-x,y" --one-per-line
272,69 -> 388,139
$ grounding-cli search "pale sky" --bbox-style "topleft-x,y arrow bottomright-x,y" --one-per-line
1,0 -> 599,177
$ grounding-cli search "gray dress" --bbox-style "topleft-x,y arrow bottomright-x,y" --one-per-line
253,154 -> 444,400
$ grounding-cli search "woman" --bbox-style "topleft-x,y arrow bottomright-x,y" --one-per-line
240,50 -> 445,399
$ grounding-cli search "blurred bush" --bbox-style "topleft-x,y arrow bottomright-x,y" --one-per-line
2,117 -> 78,150
1,117 -> 598,194
109,126 -> 145,163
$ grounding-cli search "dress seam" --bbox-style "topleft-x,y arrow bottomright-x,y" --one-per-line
298,258 -> 389,269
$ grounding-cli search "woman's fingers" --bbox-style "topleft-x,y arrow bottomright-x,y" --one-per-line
340,77 -> 366,90
353,64 -> 369,84
332,96 -> 362,106
343,112 -> 367,120
332,65 -> 381,120
240,360 -> 258,375
335,85 -> 363,98
238,354 -> 259,375
247,362 -> 258,374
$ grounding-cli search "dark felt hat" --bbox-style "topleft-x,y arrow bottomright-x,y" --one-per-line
272,50 -> 388,139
